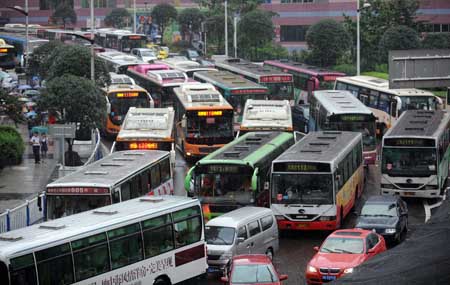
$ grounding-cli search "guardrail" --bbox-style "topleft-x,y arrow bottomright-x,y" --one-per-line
0,193 -> 45,233
84,128 -> 102,165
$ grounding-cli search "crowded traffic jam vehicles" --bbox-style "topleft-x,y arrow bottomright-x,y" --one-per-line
156,56 -> 217,78
97,50 -> 145,74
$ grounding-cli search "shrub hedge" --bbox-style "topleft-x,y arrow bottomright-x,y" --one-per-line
0,126 -> 24,168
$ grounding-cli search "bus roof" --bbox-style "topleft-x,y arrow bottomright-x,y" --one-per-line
146,69 -> 193,87
313,90 -> 373,115
215,58 -> 293,81
109,72 -> 135,85
97,51 -> 144,66
194,70 -> 269,91
127,63 -> 170,75
47,150 -> 169,189
336,76 -> 435,97
95,28 -> 146,38
384,110 -> 450,139
0,196 -> 198,259
174,83 -> 233,109
158,58 -> 217,74
241,99 -> 292,130
264,60 -> 346,78
102,83 -> 147,93
117,107 -> 175,140
197,132 -> 293,167
273,131 -> 362,169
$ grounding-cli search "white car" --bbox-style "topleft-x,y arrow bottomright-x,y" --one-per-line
130,48 -> 158,63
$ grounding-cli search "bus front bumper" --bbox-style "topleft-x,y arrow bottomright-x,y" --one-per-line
277,219 -> 337,231
381,188 -> 441,198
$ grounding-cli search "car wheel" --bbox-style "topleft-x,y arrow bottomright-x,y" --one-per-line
265,248 -> 274,260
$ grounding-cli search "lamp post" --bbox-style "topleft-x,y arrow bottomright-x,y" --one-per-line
8,3 -> 28,69
224,0 -> 228,57
90,0 -> 95,82
233,13 -> 240,58
357,0 -> 371,76
133,0 -> 137,33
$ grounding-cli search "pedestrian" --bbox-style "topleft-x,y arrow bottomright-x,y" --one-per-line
40,133 -> 48,159
30,132 -> 41,164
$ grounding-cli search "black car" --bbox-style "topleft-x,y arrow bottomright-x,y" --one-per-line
356,195 -> 408,244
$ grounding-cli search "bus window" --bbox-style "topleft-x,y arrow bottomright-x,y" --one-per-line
9,254 -> 37,285
72,233 -> 110,281
150,164 -> 161,188
379,93 -> 391,114
160,158 -> 171,183
36,243 -> 74,284
121,182 -> 131,201
108,223 -> 143,269
369,90 -> 379,108
142,214 -> 174,257
129,176 -> 140,199
173,206 -> 202,247
139,172 -> 149,196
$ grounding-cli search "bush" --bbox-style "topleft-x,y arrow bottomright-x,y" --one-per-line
332,64 -> 356,76
0,126 -> 24,167
421,33 -> 450,49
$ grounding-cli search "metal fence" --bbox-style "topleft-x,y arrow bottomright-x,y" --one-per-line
0,193 -> 45,233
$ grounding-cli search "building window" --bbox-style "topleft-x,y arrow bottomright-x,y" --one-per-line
281,0 -> 314,3
81,0 -> 116,8
280,25 -> 310,42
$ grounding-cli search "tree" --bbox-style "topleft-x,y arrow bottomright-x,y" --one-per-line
177,8 -> 205,44
47,45 -> 110,86
379,25 -> 420,61
194,0 -> 263,14
27,41 -> 64,79
306,19 -> 351,67
51,2 -> 77,29
0,89 -> 24,127
238,10 -> 275,60
204,13 -> 233,54
151,4 -> 178,44
422,33 -> 450,49
104,8 -> 131,29
39,75 -> 106,166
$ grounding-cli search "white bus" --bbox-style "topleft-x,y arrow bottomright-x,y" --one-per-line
157,57 -> 217,78
46,150 -> 174,220
109,72 -> 136,85
0,196 -> 207,285
309,90 -> 377,165
97,51 -> 145,74
381,110 -> 450,198
335,75 -> 443,135
238,99 -> 293,137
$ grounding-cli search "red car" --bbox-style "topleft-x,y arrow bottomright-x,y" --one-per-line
306,229 -> 387,284
221,254 -> 288,285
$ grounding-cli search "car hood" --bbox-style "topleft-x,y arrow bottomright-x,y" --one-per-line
309,252 -> 367,269
356,216 -> 398,229
142,56 -> 157,62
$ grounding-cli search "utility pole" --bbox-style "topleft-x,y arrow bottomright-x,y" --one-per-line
90,0 -> 95,82
224,0 -> 228,57
233,15 -> 237,58
133,0 -> 137,33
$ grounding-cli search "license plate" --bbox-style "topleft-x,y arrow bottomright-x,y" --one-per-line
294,215 -> 308,219
404,192 -> 415,196
297,223 -> 308,228
322,275 -> 337,281
207,267 -> 220,273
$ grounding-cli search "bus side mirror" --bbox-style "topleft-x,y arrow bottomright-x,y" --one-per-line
181,117 -> 186,128
251,168 -> 259,191
37,195 -> 42,211
106,102 -> 111,114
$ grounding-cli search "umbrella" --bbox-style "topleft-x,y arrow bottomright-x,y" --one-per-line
18,84 -> 32,90
26,111 -> 37,118
25,101 -> 36,107
24,90 -> 40,97
18,97 -> 31,102
31,126 -> 48,134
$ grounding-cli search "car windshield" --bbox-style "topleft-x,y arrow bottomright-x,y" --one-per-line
231,264 -> 279,283
361,203 -> 398,217
188,50 -> 200,57
141,50 -> 156,57
382,147 -> 436,177
320,237 -> 364,254
205,226 -> 235,245
271,174 -> 333,205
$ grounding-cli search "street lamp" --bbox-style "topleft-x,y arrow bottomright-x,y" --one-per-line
8,3 -> 28,69
357,0 -> 371,76
133,0 -> 137,33
224,0 -> 228,57
233,13 -> 240,58
66,33 -> 95,82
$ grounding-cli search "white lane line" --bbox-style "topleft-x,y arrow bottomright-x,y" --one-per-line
423,200 -> 431,223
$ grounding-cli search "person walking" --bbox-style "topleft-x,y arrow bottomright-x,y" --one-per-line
40,134 -> 48,159
30,132 -> 41,164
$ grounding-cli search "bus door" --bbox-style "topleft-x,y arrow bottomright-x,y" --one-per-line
306,79 -> 315,104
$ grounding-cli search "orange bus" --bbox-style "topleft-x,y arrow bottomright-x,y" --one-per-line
173,83 -> 235,158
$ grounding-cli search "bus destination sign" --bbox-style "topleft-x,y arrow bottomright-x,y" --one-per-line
260,75 -> 293,83
116,92 -> 140,98
384,138 -> 435,147
207,165 -> 240,174
273,162 -> 331,172
231,89 -> 267,95
47,187 -> 110,194
338,114 -> 368,122
198,110 -> 223,117
129,142 -> 158,150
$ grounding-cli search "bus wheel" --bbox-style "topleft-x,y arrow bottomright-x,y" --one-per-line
154,276 -> 171,285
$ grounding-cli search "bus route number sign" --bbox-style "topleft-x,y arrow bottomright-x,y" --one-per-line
198,110 -> 222,117
207,165 -> 239,173
339,115 -> 366,122
384,138 -> 435,147
274,162 -> 330,172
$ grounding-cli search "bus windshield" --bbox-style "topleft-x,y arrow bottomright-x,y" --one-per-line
400,96 -> 438,113
266,83 -> 293,101
271,174 -> 333,205
47,195 -> 111,220
382,147 -> 437,177
326,121 -> 376,152
109,92 -> 150,124
186,112 -> 233,144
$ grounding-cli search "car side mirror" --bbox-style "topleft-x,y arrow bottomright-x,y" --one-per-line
368,247 -> 375,253
237,237 -> 245,244
279,274 -> 288,281
220,276 -> 229,283
313,246 -> 319,252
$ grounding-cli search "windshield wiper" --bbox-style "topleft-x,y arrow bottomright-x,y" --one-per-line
334,248 -> 354,254
321,247 -> 332,253
373,214 -> 394,217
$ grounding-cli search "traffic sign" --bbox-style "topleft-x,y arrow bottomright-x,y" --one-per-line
49,124 -> 76,138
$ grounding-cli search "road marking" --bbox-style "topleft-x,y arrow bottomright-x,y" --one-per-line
424,196 -> 446,223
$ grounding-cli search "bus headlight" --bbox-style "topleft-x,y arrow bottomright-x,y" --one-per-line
319,216 -> 336,221
275,215 -> 286,221
381,184 -> 395,189
424,185 -> 438,190
344,268 -> 354,274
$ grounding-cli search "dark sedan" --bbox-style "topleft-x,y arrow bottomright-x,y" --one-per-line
356,195 -> 408,244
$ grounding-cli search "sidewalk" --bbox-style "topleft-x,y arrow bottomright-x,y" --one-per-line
0,123 -> 59,213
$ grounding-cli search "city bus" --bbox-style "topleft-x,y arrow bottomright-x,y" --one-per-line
184,131 -> 295,220
270,131 -> 364,230
238,99 -> 293,137
173,83 -> 235,158
101,83 -> 154,137
112,107 -> 176,161
97,51 -> 144,74
309,90 -> 377,165
0,196 -> 207,285
214,58 -> 294,103
0,34 -> 48,68
157,57 -> 217,77
193,70 -> 269,129
264,59 -> 345,104
45,150 -> 174,220
381,110 -> 450,198
94,28 -> 147,52
335,75 -> 443,135
127,64 -> 196,107
0,39 -> 15,69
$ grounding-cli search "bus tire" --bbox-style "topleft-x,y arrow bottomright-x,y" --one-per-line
154,276 -> 171,285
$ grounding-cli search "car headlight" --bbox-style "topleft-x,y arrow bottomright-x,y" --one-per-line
344,268 -> 354,274
220,253 -> 233,260
385,228 -> 396,234
307,265 -> 317,273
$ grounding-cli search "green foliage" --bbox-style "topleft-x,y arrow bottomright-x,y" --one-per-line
332,64 -> 357,76
243,43 -> 289,62
362,71 -> 389,80
151,4 -> 178,44
379,25 -> 420,61
238,10 -> 275,60
27,41 -> 64,79
0,126 -> 24,167
0,89 -> 25,127
204,13 -> 233,54
422,33 -> 450,49
47,45 -> 110,86
178,8 -> 205,43
194,0 -> 263,14
51,2 -> 77,29
306,19 -> 351,67
104,8 -> 131,29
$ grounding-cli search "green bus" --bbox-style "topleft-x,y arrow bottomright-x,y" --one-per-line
193,70 -> 269,132
184,131 -> 294,220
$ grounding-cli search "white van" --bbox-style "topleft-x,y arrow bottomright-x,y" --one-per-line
205,207 -> 279,274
